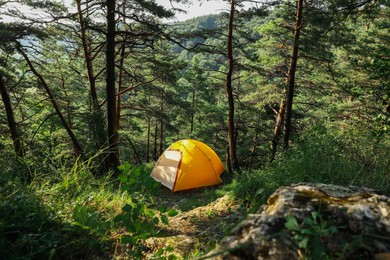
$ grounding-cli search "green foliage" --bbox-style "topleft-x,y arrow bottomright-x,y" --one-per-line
118,162 -> 160,193
114,200 -> 160,244
0,148 -> 33,183
0,156 -> 163,259
229,122 -> 390,210
282,209 -> 380,259
0,182 -> 60,259
0,176 -> 105,259
1,0 -> 389,258
284,212 -> 340,259
72,203 -> 111,237
151,246 -> 178,260
114,163 -> 179,256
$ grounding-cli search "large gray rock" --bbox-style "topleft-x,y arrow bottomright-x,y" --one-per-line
209,183 -> 390,259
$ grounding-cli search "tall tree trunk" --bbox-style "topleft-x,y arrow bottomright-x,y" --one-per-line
116,1 -> 127,131
126,135 -> 141,164
159,90 -> 164,155
16,44 -> 84,156
146,118 -> 150,162
190,87 -> 195,133
226,145 -> 232,173
270,90 -> 287,162
116,40 -> 126,131
153,118 -> 158,161
105,0 -> 120,170
284,0 -> 303,148
77,0 -> 98,104
76,0 -> 106,150
249,115 -> 261,172
60,75 -> 78,154
0,74 -> 23,157
226,0 -> 239,171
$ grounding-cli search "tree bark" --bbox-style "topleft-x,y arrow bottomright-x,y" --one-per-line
146,118 -> 150,162
105,0 -> 121,170
153,118 -> 158,161
16,44 -> 84,157
76,0 -> 106,150
191,87 -> 195,133
115,1 -> 128,131
249,115 -> 261,171
125,135 -> 141,164
77,0 -> 98,104
283,0 -> 303,148
226,0 -> 239,171
0,74 -> 24,157
159,90 -> 164,156
270,90 -> 287,162
115,40 -> 126,131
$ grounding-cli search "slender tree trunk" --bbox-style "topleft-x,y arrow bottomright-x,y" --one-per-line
16,44 -> 84,156
159,90 -> 164,155
146,118 -> 150,162
191,88 -> 195,133
125,135 -> 141,164
60,75 -> 79,155
153,118 -> 158,161
77,0 -> 98,104
226,145 -> 232,173
284,0 -> 303,148
226,0 -> 239,171
116,40 -> 126,131
0,74 -> 23,157
249,115 -> 261,172
105,0 -> 120,170
116,2 -> 127,131
76,0 -> 106,149
270,90 -> 287,162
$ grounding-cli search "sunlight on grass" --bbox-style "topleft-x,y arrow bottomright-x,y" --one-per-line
1,122 -> 389,259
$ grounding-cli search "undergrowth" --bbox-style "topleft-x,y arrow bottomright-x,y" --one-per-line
227,123 -> 390,210
0,175 -> 105,259
1,123 -> 389,259
0,154 -> 183,259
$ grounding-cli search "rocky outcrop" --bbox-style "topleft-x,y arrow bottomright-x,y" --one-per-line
209,183 -> 390,259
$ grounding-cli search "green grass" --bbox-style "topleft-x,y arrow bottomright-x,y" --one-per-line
0,178 -> 106,259
227,124 -> 390,210
1,123 -> 389,259
0,153 -> 136,259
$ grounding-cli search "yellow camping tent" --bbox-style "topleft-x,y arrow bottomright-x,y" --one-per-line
150,139 -> 224,192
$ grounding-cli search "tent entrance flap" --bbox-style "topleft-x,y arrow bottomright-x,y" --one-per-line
150,150 -> 182,190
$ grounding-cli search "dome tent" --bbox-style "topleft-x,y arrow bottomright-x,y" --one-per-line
150,139 -> 224,192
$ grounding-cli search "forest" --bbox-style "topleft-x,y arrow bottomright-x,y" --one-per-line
0,0 -> 389,259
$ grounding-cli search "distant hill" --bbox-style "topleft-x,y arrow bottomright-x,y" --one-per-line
167,12 -> 262,57
170,13 -> 223,31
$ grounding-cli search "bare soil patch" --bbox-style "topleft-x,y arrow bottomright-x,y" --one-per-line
146,192 -> 244,258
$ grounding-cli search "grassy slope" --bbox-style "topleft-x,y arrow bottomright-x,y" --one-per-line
1,126 -> 389,259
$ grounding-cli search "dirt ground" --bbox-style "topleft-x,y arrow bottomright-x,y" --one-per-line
145,190 -> 244,258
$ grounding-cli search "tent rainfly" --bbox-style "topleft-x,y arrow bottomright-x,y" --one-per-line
150,139 -> 224,192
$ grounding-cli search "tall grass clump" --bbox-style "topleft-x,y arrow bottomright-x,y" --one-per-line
229,122 -> 390,210
33,155 -> 130,241
113,162 -> 180,258
0,178 -> 59,259
0,171 -> 105,259
0,150 -> 138,259
0,145 -> 181,259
